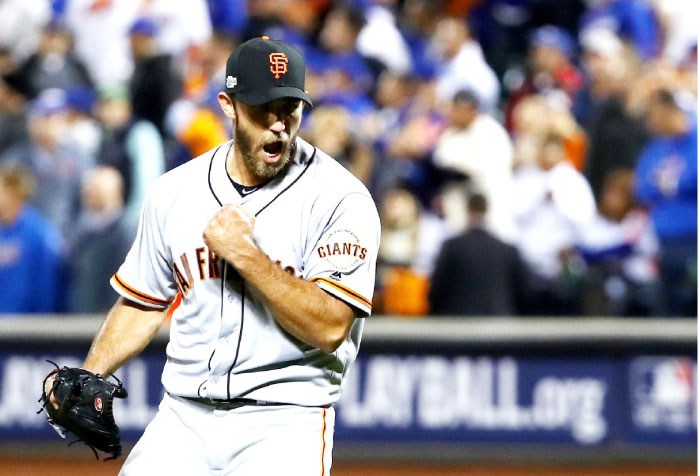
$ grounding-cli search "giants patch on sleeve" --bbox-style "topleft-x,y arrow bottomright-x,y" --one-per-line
315,229 -> 368,272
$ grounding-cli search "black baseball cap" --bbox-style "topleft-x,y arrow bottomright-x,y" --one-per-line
225,36 -> 312,108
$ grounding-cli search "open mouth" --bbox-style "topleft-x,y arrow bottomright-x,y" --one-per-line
262,141 -> 284,162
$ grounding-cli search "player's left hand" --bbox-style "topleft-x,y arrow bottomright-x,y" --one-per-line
203,204 -> 260,269
39,364 -> 128,460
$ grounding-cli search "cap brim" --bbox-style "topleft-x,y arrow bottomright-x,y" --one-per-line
233,86 -> 313,108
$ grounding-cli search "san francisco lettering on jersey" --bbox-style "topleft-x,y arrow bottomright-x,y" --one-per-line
173,246 -> 298,296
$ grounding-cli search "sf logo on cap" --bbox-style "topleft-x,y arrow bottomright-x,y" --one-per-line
269,53 -> 288,79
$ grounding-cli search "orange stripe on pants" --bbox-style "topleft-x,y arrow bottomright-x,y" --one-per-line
320,408 -> 327,476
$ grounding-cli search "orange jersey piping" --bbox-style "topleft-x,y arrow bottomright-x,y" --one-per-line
311,277 -> 372,309
113,273 -> 172,307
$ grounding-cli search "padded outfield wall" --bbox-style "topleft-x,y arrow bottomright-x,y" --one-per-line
0,317 -> 695,467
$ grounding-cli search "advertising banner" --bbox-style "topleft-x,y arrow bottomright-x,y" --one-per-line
0,350 -> 694,448
335,355 -> 617,445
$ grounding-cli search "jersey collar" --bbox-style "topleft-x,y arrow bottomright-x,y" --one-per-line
208,136 -> 315,212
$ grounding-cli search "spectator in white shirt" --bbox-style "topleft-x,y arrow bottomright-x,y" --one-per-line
653,0 -> 699,66
431,16 -> 500,113
0,0 -> 51,65
433,89 -> 516,242
356,0 -> 413,74
513,133 -> 596,313
145,0 -> 212,60
65,0 -> 212,89
65,0 -> 142,88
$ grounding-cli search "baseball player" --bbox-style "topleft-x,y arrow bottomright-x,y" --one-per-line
51,37 -> 380,475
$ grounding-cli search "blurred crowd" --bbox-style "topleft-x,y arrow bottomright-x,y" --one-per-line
0,0 -> 696,317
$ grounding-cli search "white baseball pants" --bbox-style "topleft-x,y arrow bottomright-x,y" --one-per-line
119,393 -> 334,475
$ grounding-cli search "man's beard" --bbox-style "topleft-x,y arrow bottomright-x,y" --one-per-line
235,126 -> 295,180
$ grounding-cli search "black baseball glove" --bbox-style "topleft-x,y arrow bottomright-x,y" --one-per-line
38,361 -> 128,460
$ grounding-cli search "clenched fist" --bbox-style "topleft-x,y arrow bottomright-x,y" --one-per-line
203,204 -> 260,270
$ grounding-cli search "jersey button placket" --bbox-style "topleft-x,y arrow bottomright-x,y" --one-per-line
208,286 -> 239,398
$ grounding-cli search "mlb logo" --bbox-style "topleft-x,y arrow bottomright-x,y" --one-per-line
630,357 -> 696,432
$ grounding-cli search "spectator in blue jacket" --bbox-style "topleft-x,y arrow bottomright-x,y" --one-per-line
0,165 -> 65,313
635,89 -> 697,316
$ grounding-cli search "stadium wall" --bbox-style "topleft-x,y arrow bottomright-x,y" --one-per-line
0,317 -> 695,464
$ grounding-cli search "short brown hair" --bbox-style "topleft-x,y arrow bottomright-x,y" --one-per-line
0,165 -> 36,200
467,193 -> 487,213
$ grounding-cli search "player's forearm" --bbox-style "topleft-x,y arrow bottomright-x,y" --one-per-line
83,297 -> 166,376
237,252 -> 354,353
203,204 -> 356,352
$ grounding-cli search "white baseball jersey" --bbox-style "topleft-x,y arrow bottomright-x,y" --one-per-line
111,137 -> 380,407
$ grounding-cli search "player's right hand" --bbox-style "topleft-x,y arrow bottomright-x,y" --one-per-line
203,204 -> 259,270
